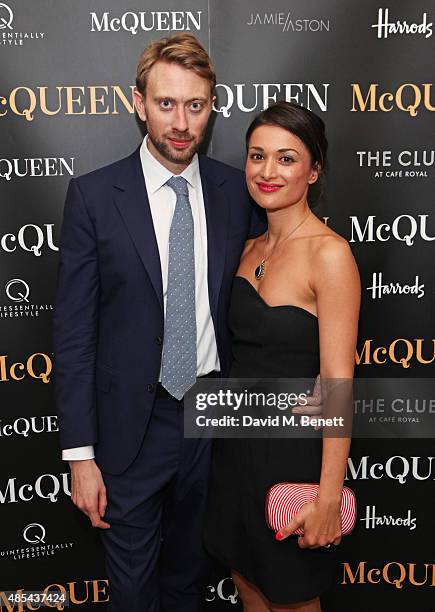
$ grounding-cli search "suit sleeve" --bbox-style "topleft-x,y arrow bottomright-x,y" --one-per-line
248,197 -> 267,239
53,178 -> 100,450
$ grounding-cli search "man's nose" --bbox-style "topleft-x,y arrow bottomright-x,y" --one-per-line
172,106 -> 188,132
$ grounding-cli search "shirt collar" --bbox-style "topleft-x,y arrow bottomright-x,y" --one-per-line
140,135 -> 200,194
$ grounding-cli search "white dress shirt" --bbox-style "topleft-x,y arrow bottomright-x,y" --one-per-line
62,136 -> 220,461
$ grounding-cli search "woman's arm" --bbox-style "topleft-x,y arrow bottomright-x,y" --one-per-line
276,236 -> 360,547
315,237 -> 360,507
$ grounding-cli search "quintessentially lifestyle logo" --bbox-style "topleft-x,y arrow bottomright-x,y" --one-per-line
0,3 -> 45,46
0,157 -> 75,180
0,522 -> 74,562
23,523 -> 46,544
359,505 -> 417,530
246,11 -> 330,33
349,214 -> 435,246
366,273 -> 425,300
90,10 -> 202,34
1,223 -> 58,256
1,278 -> 53,320
351,83 -> 435,116
0,82 -> 329,121
356,149 -> 434,178
371,8 -> 433,39
5,278 -> 29,302
0,3 -> 13,30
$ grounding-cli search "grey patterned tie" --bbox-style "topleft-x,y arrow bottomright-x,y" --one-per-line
161,175 -> 197,400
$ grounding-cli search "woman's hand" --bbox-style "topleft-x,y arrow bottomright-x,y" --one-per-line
275,498 -> 342,549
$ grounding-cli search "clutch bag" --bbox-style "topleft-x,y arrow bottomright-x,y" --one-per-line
265,482 -> 356,535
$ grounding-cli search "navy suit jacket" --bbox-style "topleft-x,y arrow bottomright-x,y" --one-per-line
53,147 -> 265,474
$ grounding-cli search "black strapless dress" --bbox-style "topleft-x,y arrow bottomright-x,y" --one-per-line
203,276 -> 338,605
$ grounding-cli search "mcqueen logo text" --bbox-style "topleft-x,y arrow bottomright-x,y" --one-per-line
0,353 -> 52,383
1,224 -> 58,256
351,83 -> 434,116
0,83 -> 329,121
345,456 -> 435,484
349,214 -> 435,246
0,473 -> 70,504
342,561 -> 435,588
0,416 -> 58,438
0,579 -> 109,610
0,158 -> 74,180
90,11 -> 201,35
356,338 -> 435,369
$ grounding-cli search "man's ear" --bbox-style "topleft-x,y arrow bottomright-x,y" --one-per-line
211,94 -> 216,108
134,88 -> 147,122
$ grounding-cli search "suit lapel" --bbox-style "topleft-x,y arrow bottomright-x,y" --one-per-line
111,150 -> 230,317
113,148 -> 163,310
199,156 -> 230,323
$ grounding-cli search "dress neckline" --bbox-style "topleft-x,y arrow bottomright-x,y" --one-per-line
234,276 -> 318,320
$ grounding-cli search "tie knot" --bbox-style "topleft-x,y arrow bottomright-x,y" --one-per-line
166,175 -> 189,197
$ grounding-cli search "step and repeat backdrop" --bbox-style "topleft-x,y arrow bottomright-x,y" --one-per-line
1,1 -> 434,610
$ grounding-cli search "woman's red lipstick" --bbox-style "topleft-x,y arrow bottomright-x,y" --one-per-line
257,182 -> 283,193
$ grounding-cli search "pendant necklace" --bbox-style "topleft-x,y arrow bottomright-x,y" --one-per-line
254,211 -> 312,280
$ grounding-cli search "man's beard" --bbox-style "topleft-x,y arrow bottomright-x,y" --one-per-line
147,128 -> 206,165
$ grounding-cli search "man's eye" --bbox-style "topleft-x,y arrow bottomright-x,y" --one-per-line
190,101 -> 203,111
160,99 -> 172,109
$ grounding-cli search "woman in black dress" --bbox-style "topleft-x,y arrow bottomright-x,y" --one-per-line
204,102 -> 360,611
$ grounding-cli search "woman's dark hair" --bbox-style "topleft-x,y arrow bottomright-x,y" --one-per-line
246,101 -> 328,202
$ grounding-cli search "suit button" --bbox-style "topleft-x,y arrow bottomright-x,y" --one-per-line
154,336 -> 163,346
146,383 -> 155,393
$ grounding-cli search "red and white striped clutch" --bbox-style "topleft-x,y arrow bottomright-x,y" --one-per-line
265,482 -> 356,536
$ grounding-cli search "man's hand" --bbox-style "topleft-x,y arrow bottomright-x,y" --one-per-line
69,459 -> 110,529
292,374 -> 323,428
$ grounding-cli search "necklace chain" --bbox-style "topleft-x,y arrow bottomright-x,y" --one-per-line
254,211 -> 312,280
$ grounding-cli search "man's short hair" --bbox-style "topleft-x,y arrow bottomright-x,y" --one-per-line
136,33 -> 216,96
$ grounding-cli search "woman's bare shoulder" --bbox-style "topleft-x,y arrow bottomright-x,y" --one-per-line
305,215 -> 348,249
241,233 -> 266,258
304,218 -> 350,257
311,231 -> 359,285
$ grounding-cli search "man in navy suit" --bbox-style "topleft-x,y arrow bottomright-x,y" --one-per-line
53,34 -> 264,611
